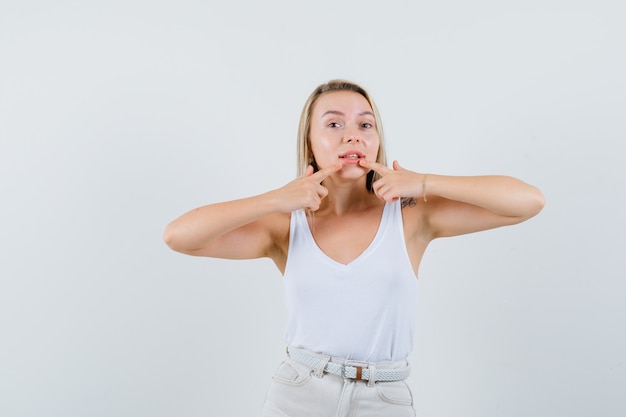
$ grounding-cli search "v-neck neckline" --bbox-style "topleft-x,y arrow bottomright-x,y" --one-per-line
302,202 -> 392,268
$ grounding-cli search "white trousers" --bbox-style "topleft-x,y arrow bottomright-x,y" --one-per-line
260,347 -> 416,417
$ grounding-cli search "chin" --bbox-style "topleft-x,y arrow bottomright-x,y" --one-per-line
339,165 -> 368,178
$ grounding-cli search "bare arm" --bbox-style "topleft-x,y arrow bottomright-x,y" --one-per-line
360,159 -> 545,239
163,194 -> 284,259
421,173 -> 545,238
163,164 -> 343,260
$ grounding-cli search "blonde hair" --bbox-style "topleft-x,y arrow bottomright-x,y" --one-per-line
296,79 -> 387,193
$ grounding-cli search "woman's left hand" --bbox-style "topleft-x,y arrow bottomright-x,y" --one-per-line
359,159 -> 426,202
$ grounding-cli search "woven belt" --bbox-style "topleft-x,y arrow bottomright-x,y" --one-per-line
288,347 -> 410,382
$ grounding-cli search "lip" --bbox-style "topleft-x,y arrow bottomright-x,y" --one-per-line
338,150 -> 365,165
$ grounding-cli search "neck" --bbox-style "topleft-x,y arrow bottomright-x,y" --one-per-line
319,179 -> 378,214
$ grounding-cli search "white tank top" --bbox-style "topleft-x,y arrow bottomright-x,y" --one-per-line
283,200 -> 419,362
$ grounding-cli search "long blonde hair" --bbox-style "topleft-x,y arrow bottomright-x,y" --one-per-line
296,80 -> 387,192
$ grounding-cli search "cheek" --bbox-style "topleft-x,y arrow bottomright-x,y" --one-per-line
310,136 -> 334,156
369,137 -> 381,156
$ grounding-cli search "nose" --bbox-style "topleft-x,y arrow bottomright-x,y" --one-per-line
343,128 -> 361,143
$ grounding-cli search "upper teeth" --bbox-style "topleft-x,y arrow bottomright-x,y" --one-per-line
343,154 -> 359,159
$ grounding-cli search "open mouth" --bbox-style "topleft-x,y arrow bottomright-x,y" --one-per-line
339,151 -> 365,160
340,153 -> 362,160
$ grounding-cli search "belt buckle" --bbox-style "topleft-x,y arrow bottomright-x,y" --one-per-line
341,364 -> 364,380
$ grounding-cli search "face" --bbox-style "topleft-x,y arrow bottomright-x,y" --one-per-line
309,91 -> 380,179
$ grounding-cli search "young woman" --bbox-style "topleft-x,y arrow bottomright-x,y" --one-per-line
163,80 -> 545,416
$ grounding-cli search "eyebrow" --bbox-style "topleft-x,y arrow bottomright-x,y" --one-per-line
321,110 -> 375,118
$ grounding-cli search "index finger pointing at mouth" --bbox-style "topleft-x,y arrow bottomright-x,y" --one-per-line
359,159 -> 392,175
311,163 -> 343,182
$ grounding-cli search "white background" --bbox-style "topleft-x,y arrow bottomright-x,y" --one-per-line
1,1 -> 625,416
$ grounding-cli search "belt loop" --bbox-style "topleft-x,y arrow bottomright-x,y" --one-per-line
367,363 -> 377,387
312,353 -> 331,378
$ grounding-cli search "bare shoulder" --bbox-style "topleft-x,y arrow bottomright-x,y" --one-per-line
401,197 -> 418,210
400,197 -> 429,241
265,211 -> 292,271
399,197 -> 432,276
266,211 -> 291,248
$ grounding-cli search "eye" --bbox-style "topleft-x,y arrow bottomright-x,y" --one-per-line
328,122 -> 341,128
361,122 -> 373,129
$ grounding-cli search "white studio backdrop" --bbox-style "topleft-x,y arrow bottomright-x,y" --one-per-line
1,1 -> 624,416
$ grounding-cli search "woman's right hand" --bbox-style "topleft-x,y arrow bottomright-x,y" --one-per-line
163,163 -> 342,260
269,163 -> 342,212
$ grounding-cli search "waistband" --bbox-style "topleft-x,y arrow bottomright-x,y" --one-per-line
287,346 -> 411,386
